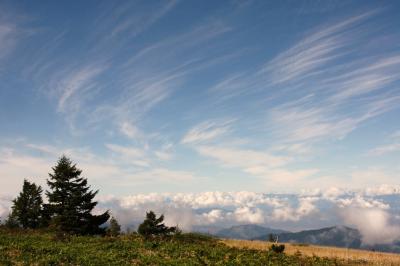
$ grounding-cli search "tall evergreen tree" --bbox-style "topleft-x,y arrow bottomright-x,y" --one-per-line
11,179 -> 43,229
44,155 -> 109,235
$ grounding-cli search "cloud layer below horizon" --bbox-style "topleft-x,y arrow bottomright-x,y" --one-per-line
2,186 -> 400,245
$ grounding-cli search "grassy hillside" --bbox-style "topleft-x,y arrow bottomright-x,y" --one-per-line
223,239 -> 400,266
0,229 -> 362,265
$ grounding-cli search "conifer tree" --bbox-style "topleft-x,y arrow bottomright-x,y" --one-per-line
44,155 -> 109,235
107,216 -> 121,236
138,211 -> 176,238
4,211 -> 19,229
11,179 -> 43,229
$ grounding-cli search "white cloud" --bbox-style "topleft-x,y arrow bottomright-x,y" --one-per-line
0,148 -> 51,195
129,168 -> 198,183
195,145 -> 289,170
0,195 -> 13,220
56,65 -> 105,112
364,184 -> 400,196
261,11 -> 377,85
0,22 -> 17,61
368,131 -> 400,156
234,207 -> 264,224
200,209 -> 224,224
368,143 -> 400,156
120,122 -> 142,140
182,120 -> 233,144
105,143 -> 149,167
272,197 -> 318,222
349,168 -> 399,189
341,207 -> 400,245
109,0 -> 178,38
154,143 -> 174,161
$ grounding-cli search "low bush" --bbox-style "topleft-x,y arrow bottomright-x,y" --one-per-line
270,244 -> 285,253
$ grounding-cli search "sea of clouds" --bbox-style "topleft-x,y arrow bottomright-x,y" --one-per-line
1,185 -> 400,245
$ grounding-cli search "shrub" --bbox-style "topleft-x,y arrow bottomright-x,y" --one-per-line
138,211 -> 176,238
107,216 -> 121,236
270,244 -> 285,253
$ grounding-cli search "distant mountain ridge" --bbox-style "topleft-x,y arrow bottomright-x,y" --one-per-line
264,226 -> 362,248
209,224 -> 400,253
214,224 -> 289,240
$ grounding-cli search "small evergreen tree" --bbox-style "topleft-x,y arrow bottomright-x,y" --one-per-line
4,211 -> 19,229
138,211 -> 176,238
107,216 -> 121,236
11,179 -> 43,229
44,155 -> 109,235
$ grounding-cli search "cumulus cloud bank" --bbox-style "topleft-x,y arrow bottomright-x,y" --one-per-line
1,186 -> 400,245
95,187 -> 400,245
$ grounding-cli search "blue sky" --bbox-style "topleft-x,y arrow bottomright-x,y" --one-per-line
1,0 -> 400,199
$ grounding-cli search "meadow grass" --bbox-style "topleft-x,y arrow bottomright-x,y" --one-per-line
222,239 -> 400,266
0,228 -> 361,265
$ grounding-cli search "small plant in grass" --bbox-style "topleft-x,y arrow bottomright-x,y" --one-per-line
270,244 -> 285,253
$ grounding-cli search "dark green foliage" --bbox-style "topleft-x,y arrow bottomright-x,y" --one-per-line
106,216 -> 121,236
44,155 -> 109,235
137,211 -> 177,238
4,212 -> 19,229
0,228 -> 354,265
270,244 -> 285,253
10,179 -> 43,229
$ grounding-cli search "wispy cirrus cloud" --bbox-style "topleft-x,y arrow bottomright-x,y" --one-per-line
109,0 -> 179,38
0,9 -> 27,71
105,143 -> 149,168
261,11 -> 377,85
55,65 -> 106,113
208,11 -> 400,149
0,21 -> 17,61
195,145 -> 289,170
368,130 -> 400,156
182,119 -> 234,144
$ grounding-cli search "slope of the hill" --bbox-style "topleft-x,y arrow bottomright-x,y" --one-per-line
223,239 -> 400,266
0,228 -> 353,265
255,225 -> 400,253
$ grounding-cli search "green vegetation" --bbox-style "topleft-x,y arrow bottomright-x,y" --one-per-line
0,228 -> 352,265
106,217 -> 121,237
138,211 -> 177,239
44,155 -> 109,235
270,243 -> 285,253
10,179 -> 43,229
5,155 -> 110,235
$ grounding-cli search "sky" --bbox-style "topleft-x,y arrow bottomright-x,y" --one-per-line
1,0 -> 400,235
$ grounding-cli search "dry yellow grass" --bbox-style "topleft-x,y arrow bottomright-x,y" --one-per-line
222,239 -> 400,266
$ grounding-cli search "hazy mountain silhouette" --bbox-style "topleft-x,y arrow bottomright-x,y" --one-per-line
215,224 -> 289,240
265,226 -> 362,248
